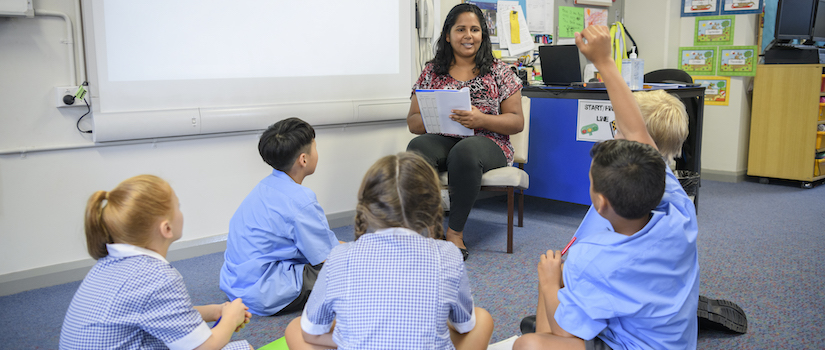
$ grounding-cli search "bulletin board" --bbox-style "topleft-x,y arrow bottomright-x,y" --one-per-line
467,0 -> 626,39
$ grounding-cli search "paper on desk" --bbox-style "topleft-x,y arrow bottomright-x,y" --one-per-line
497,2 -> 535,56
415,87 -> 474,136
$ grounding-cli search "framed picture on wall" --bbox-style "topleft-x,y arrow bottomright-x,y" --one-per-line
694,76 -> 731,105
694,16 -> 735,46
717,46 -> 758,76
678,47 -> 717,75
681,0 -> 720,17
720,0 -> 762,15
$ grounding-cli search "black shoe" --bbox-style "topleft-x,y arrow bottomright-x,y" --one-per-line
459,248 -> 469,261
697,295 -> 748,334
520,315 -> 537,334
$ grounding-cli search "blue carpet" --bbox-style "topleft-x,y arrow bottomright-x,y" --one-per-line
1,178 -> 823,348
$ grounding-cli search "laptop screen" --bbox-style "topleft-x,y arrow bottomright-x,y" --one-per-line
539,45 -> 583,86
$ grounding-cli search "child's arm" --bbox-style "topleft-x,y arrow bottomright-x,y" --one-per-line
575,26 -> 657,150
536,249 -> 577,338
194,299 -> 251,350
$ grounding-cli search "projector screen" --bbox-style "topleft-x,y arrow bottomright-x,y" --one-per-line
82,0 -> 416,141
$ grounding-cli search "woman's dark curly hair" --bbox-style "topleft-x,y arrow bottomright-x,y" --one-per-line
430,3 -> 495,77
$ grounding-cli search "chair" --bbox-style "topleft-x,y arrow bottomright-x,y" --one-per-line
439,96 -> 530,253
643,69 -> 701,211
643,68 -> 693,85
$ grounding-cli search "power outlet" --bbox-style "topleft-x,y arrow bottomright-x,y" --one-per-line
54,86 -> 86,108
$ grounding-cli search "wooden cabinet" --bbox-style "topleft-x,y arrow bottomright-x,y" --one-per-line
747,64 -> 825,184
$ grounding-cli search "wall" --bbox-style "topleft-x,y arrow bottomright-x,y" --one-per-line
625,1 -> 757,182
0,0 -> 416,293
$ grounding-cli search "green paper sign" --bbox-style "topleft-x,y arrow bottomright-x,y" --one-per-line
558,6 -> 584,38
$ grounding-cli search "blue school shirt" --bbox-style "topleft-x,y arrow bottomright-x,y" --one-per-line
59,244 -> 250,350
557,167 -> 700,349
220,169 -> 339,316
301,227 -> 476,350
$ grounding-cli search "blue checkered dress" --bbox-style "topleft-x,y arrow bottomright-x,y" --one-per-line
59,244 -> 250,350
301,227 -> 476,350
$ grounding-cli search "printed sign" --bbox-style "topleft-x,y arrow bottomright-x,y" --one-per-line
577,99 -> 616,142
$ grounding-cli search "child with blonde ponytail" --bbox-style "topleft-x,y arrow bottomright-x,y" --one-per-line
285,152 -> 494,350
60,175 -> 254,350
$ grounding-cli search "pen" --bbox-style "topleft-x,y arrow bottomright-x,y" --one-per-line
211,316 -> 221,329
561,236 -> 576,256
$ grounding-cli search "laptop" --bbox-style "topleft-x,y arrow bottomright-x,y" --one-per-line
539,45 -> 583,86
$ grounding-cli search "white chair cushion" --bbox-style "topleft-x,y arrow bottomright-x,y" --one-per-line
480,167 -> 529,188
439,167 -> 529,189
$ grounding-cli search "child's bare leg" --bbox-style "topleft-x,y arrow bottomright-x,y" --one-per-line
513,332 -> 585,350
450,307 -> 494,350
285,316 -> 337,350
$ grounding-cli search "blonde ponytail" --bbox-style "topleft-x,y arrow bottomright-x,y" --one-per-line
84,190 -> 113,259
83,175 -> 174,259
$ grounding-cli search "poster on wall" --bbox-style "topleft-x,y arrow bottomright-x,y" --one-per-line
694,16 -> 735,46
584,8 -> 608,27
681,0 -> 720,17
576,100 -> 616,142
717,46 -> 757,76
693,76 -> 731,105
558,6 -> 584,38
720,0 -> 762,15
678,47 -> 717,75
468,1 -> 500,43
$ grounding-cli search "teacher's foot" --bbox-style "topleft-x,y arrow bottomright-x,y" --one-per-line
445,229 -> 468,261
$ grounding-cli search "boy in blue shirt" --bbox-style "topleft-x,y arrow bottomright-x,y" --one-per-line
220,117 -> 340,316
514,26 -> 700,349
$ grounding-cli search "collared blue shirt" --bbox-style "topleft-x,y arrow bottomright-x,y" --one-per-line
59,244 -> 250,350
557,167 -> 700,350
301,227 -> 476,350
220,169 -> 339,315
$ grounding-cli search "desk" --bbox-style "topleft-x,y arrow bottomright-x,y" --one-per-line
521,86 -> 705,208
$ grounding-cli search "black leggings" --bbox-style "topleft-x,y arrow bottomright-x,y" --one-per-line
407,134 -> 507,232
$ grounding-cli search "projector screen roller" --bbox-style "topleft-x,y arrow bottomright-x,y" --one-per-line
82,0 -> 416,141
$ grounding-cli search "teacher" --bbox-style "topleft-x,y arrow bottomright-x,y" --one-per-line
406,3 -> 524,261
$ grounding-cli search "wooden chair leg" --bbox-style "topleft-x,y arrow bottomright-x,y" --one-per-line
517,188 -> 524,227
507,187 -> 514,254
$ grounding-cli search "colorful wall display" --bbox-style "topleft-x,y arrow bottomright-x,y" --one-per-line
720,0 -> 762,15
694,16 -> 735,46
681,0 -> 720,17
679,47 -> 717,75
693,76 -> 731,105
717,46 -> 757,76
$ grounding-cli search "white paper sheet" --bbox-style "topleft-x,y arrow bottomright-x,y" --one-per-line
496,2 -> 535,56
415,87 -> 474,136
527,0 -> 554,34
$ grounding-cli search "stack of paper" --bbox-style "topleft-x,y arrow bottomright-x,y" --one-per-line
415,87 -> 474,136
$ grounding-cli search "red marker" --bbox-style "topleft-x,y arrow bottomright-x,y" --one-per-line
561,236 -> 577,256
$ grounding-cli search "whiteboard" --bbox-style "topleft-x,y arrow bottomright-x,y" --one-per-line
82,0 -> 417,142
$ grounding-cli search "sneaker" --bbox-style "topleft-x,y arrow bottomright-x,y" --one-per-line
520,315 -> 536,334
697,295 -> 748,334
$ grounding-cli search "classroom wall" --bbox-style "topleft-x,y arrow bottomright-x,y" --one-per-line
0,0 -> 416,284
624,1 -> 757,182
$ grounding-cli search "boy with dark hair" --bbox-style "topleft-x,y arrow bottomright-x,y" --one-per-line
514,26 -> 700,349
220,117 -> 339,316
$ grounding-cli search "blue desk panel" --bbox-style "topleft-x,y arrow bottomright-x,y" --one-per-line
521,85 -> 705,208
523,98 -> 594,206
